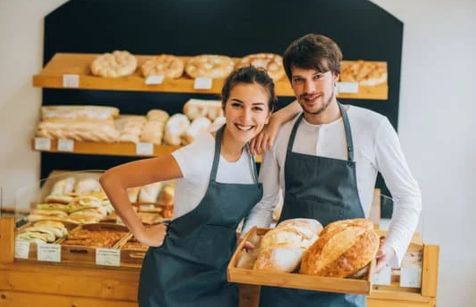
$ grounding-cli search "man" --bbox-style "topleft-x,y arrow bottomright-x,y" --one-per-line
243,33 -> 422,307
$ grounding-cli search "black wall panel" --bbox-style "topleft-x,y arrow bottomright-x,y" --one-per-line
41,0 -> 403,216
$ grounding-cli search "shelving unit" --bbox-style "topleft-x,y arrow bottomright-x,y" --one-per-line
31,138 -> 262,162
32,53 -> 388,100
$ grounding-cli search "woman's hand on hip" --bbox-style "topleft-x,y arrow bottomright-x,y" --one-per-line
136,223 -> 168,247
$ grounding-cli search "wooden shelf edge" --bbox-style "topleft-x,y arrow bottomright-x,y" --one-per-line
31,138 -> 262,162
32,53 -> 388,100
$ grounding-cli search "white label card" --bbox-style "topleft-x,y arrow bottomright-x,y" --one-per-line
37,244 -> 61,262
57,139 -> 74,152
96,248 -> 121,266
145,75 -> 164,85
136,142 -> 154,155
337,82 -> 359,94
372,266 -> 392,286
194,77 -> 213,90
62,74 -> 80,88
14,240 -> 30,259
400,267 -> 422,288
34,138 -> 51,151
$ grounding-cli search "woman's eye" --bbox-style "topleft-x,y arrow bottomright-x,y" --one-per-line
231,102 -> 242,108
252,106 -> 264,111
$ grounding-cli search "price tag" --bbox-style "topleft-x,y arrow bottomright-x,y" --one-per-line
37,244 -> 61,262
34,138 -> 51,151
145,75 -> 164,85
96,248 -> 121,266
372,266 -> 392,286
337,82 -> 359,94
62,74 -> 80,88
400,267 -> 422,288
57,139 -> 74,152
136,142 -> 154,156
14,240 -> 30,259
194,77 -> 213,90
140,204 -> 155,211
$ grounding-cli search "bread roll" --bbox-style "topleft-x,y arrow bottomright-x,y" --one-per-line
139,182 -> 163,203
278,218 -> 323,235
181,117 -> 211,145
300,219 -> 379,277
254,248 -> 304,273
164,114 -> 190,146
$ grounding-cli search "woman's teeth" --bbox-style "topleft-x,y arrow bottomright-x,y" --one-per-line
235,124 -> 253,131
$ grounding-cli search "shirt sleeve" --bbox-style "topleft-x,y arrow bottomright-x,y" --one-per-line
242,146 -> 281,237
172,134 -> 212,180
374,118 -> 422,267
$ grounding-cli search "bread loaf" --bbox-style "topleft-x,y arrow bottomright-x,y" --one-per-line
300,219 -> 379,277
253,218 -> 321,273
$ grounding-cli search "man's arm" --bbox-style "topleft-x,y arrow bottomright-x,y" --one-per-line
242,143 -> 282,236
374,118 -> 422,268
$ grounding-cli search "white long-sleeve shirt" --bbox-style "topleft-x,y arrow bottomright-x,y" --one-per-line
243,105 -> 422,267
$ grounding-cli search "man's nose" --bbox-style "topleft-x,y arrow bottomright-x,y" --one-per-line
304,80 -> 316,93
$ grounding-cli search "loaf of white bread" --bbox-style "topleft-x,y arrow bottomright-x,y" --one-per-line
300,218 -> 379,277
253,219 -> 322,273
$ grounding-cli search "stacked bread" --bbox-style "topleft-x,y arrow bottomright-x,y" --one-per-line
28,177 -> 112,224
17,220 -> 69,244
116,115 -> 147,143
300,218 -> 379,277
140,110 -> 169,145
35,106 -> 120,143
253,219 -> 323,273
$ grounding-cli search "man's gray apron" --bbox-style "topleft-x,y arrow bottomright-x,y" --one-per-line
139,127 -> 263,307
260,103 -> 366,307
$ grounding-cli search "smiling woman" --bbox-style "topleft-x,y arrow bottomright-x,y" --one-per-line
99,66 -> 276,307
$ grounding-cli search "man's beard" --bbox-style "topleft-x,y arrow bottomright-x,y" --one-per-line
299,86 -> 335,116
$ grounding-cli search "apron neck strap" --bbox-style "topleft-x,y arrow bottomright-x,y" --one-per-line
212,126 -> 260,183
210,126 -> 224,182
287,103 -> 354,162
338,102 -> 354,162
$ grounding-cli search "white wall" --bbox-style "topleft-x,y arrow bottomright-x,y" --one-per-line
0,0 -> 475,306
371,0 -> 476,306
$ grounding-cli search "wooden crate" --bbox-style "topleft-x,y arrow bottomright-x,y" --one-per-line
228,227 -> 376,295
58,223 -> 129,265
118,233 -> 148,267
15,220 -> 79,262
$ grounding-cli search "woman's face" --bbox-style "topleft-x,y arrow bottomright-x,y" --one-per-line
223,82 -> 271,144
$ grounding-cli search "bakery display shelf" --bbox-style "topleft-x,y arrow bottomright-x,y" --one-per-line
33,53 -> 388,100
31,138 -> 263,162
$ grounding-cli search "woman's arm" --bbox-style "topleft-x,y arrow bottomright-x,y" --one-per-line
250,100 -> 301,155
99,155 -> 183,246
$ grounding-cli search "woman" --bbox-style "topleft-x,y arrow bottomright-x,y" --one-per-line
99,66 -> 277,307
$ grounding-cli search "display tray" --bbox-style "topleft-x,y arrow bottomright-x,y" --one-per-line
57,223 -> 129,264
227,227 -> 376,295
15,220 -> 79,261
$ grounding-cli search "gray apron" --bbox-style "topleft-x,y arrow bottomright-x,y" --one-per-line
139,127 -> 263,307
260,103 -> 366,307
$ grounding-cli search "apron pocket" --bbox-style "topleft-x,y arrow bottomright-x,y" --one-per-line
192,224 -> 236,268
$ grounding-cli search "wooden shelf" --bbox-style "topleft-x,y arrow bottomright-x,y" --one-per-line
33,53 -> 388,100
31,138 -> 262,162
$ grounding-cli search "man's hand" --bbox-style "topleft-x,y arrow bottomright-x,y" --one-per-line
374,245 -> 396,273
136,223 -> 168,247
249,123 -> 279,156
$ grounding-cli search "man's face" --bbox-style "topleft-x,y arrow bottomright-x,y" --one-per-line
290,66 -> 338,116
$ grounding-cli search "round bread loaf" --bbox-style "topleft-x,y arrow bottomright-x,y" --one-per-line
140,54 -> 184,79
238,53 -> 285,81
185,54 -> 235,79
300,219 -> 379,277
277,218 -> 323,235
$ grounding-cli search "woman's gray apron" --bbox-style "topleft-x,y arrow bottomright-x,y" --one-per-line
139,127 -> 263,307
